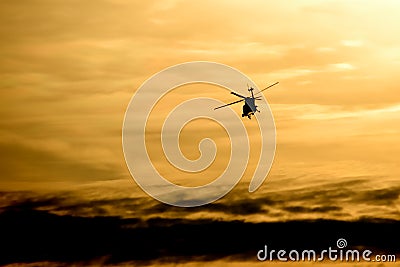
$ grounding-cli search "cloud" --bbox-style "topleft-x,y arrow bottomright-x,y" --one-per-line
282,205 -> 342,214
354,187 -> 400,206
0,172 -> 399,265
296,104 -> 400,120
147,198 -> 269,217
341,40 -> 364,47
2,172 -> 399,223
0,142 -> 122,183
329,63 -> 356,70
0,205 -> 399,266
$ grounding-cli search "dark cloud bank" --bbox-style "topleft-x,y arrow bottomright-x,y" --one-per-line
1,193 -> 399,266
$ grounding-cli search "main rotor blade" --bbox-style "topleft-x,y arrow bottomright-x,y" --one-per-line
231,91 -> 246,98
254,81 -> 279,95
214,99 -> 244,110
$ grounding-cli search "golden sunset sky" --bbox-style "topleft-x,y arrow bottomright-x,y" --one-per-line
1,1 -> 400,266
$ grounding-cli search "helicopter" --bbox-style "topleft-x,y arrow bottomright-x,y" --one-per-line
214,82 -> 279,119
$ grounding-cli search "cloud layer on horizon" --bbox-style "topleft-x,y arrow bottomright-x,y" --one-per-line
1,200 -> 399,266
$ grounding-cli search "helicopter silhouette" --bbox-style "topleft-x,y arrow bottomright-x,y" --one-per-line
214,82 -> 279,119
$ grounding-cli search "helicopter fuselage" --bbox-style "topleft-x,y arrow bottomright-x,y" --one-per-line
242,97 -> 257,119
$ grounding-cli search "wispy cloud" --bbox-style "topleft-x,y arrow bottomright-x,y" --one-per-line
297,104 -> 400,120
329,63 -> 356,70
2,172 -> 400,222
341,40 -> 364,47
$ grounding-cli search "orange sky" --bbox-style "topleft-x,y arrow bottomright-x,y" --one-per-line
1,0 -> 400,219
